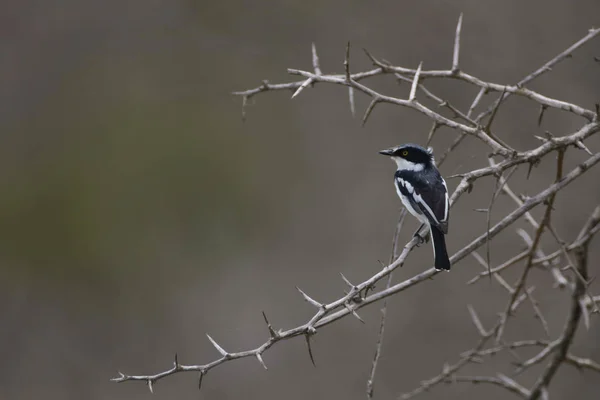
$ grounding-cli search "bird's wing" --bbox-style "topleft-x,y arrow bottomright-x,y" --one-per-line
396,171 -> 449,233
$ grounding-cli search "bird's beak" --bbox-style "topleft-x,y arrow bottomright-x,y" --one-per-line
379,148 -> 394,156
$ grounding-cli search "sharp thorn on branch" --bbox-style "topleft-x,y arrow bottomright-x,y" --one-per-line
291,78 -> 313,99
409,62 -> 422,101
241,95 -> 248,122
296,286 -> 323,309
344,303 -> 366,323
452,13 -> 463,73
485,88 -> 506,133
538,104 -> 548,126
362,97 -> 380,126
344,41 -> 351,83
305,330 -> 317,366
363,48 -> 381,67
198,370 -> 205,391
340,272 -> 356,289
348,87 -> 356,117
256,353 -> 268,370
311,42 -> 322,75
262,311 -> 278,338
206,334 -> 229,357
574,140 -> 593,155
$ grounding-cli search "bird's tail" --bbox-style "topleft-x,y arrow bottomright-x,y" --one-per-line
430,226 -> 450,271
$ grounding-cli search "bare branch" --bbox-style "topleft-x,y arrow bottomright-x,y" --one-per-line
118,21 -> 600,398
528,224 -> 592,400
476,27 -> 600,122
452,374 -> 530,398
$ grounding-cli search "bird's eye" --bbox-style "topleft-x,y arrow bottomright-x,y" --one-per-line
401,150 -> 409,156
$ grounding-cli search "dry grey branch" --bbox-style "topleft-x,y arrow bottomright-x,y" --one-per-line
115,16 -> 600,398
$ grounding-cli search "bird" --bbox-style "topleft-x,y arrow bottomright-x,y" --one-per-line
379,143 -> 451,271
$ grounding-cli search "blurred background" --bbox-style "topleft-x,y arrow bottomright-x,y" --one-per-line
1,0 -> 599,399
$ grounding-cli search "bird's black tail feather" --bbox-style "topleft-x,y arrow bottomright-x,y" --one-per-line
430,226 -> 450,271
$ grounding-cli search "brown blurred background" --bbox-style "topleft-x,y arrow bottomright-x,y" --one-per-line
1,1 -> 599,399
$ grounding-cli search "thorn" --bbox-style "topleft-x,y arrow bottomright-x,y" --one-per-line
537,104 -> 547,126
206,334 -> 228,357
241,95 -> 248,122
467,304 -> 487,336
198,370 -> 205,391
296,286 -> 323,309
344,41 -> 351,83
426,121 -> 439,147
527,161 -> 535,180
174,353 -> 179,368
262,311 -> 278,338
579,298 -> 591,330
311,42 -> 322,75
473,208 -> 489,213
452,13 -> 463,73
574,140 -> 593,155
409,62 -> 422,101
256,353 -> 268,370
291,78 -> 313,99
304,328 -> 317,366
468,87 -> 487,118
485,88 -> 506,132
340,272 -> 355,289
147,379 -> 154,394
111,371 -> 126,382
363,48 -> 382,67
344,303 -> 366,323
362,97 -> 380,126
348,87 -> 355,117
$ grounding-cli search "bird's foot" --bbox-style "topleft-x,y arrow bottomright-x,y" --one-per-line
413,230 -> 431,247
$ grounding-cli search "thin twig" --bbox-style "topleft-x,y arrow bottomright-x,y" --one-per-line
367,209 -> 407,399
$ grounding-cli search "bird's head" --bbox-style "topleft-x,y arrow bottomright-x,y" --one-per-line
379,143 -> 434,171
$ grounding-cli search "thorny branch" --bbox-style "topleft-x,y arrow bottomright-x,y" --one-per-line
114,16 -> 600,398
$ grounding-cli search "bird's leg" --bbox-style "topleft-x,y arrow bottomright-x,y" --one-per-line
413,223 -> 430,246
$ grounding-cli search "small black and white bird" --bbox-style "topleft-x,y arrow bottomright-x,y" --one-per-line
379,144 -> 451,271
